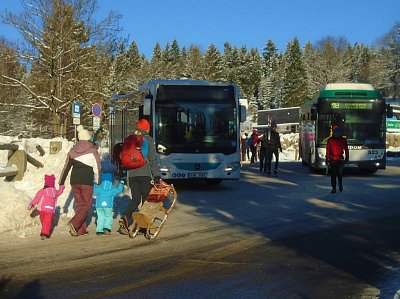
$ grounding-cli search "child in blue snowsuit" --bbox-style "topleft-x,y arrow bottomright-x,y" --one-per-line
93,172 -> 124,235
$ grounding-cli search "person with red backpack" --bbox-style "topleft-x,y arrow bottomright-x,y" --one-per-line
118,118 -> 160,235
326,125 -> 349,193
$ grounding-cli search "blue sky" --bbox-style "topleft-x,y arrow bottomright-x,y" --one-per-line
1,0 -> 399,58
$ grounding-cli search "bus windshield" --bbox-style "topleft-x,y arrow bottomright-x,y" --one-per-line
155,102 -> 237,154
317,99 -> 385,147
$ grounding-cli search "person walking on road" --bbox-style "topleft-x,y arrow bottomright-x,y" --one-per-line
118,118 -> 160,235
325,125 -> 349,193
249,129 -> 259,164
93,172 -> 124,235
241,132 -> 250,162
28,174 -> 65,239
265,123 -> 283,175
59,125 -> 101,236
259,129 -> 269,173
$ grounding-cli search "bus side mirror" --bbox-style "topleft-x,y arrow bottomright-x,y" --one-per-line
240,105 -> 246,122
143,94 -> 153,116
311,106 -> 317,121
387,104 -> 393,118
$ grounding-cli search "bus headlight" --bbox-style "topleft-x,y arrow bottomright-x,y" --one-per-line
160,166 -> 169,172
225,162 -> 240,172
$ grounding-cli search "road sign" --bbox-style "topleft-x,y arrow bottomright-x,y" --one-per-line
73,117 -> 80,125
72,103 -> 81,118
92,103 -> 102,117
93,116 -> 101,131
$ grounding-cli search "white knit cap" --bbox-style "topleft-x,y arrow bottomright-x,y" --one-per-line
77,125 -> 91,141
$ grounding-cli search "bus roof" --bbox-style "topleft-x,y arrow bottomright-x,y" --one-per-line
318,83 -> 382,99
324,83 -> 375,91
138,79 -> 235,91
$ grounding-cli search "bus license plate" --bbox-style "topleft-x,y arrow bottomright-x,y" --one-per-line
188,172 -> 207,178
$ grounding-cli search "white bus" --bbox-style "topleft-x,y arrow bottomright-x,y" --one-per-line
110,79 -> 246,184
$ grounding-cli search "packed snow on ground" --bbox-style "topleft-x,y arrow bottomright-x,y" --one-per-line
0,133 -> 398,237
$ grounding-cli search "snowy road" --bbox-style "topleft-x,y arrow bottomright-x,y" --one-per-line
1,159 -> 400,298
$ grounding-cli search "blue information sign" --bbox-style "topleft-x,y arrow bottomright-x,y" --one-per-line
72,103 -> 81,115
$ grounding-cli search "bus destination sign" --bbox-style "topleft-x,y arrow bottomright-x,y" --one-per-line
331,102 -> 373,110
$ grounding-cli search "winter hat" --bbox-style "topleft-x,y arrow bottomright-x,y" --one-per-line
333,126 -> 342,133
137,119 -> 150,131
101,172 -> 113,182
44,174 -> 55,187
77,125 -> 92,141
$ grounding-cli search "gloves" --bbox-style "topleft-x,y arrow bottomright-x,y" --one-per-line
153,176 -> 161,184
27,204 -> 33,210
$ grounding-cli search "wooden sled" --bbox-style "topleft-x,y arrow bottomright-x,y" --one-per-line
128,180 -> 177,240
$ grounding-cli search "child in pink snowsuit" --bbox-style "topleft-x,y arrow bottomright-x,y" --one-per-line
28,174 -> 65,239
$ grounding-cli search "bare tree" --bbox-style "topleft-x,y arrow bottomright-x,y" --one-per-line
1,0 -> 121,137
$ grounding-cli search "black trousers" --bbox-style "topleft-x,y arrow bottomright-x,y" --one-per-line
330,161 -> 344,188
250,145 -> 257,163
259,148 -> 268,171
266,147 -> 279,171
125,176 -> 153,220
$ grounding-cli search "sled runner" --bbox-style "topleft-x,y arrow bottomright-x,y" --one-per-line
128,180 -> 177,240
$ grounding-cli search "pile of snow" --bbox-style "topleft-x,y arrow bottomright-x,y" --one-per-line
0,136 -> 123,236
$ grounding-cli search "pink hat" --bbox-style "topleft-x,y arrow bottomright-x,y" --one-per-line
44,174 -> 55,187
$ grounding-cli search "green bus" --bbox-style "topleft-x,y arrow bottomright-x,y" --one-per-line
299,83 -> 392,172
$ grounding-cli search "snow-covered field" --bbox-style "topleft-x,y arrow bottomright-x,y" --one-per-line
0,133 -> 398,236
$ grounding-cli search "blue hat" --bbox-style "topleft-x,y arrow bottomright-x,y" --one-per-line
101,172 -> 113,182
333,127 -> 341,133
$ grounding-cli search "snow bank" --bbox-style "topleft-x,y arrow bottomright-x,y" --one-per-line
0,136 -> 113,235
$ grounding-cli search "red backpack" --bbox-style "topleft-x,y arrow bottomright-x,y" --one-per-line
119,133 -> 146,169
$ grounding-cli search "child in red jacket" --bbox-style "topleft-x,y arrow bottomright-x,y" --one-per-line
28,174 -> 65,239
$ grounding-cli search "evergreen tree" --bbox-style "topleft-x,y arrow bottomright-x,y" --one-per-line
185,45 -> 203,80
203,44 -> 224,82
150,42 -> 163,79
282,38 -> 308,107
260,39 -> 280,108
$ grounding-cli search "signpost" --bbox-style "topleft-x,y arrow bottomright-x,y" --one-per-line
92,103 -> 102,131
72,103 -> 81,143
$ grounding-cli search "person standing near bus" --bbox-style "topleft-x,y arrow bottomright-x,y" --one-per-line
248,129 -> 259,164
118,118 -> 160,235
241,132 -> 249,162
325,126 -> 349,193
265,123 -> 283,175
259,129 -> 269,172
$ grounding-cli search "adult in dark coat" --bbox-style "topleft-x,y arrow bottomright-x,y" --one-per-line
59,125 -> 101,236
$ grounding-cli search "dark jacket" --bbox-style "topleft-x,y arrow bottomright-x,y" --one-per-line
260,130 -> 282,151
59,141 -> 101,186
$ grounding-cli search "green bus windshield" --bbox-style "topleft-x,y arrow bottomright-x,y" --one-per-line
317,98 -> 385,147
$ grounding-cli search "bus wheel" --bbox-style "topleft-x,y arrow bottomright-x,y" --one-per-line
206,179 -> 222,185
